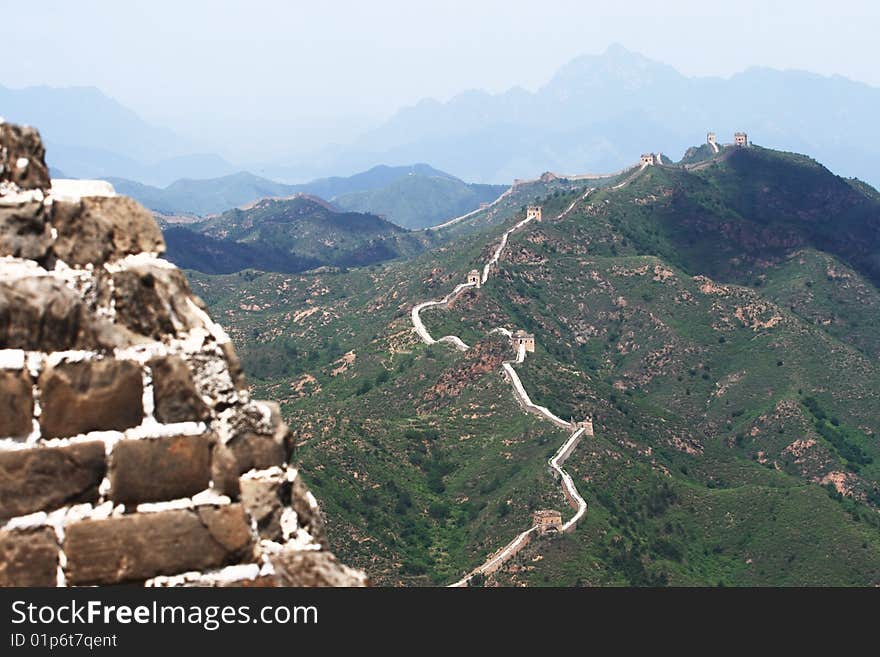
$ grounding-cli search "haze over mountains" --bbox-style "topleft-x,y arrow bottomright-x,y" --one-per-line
5,45 -> 880,189
0,84 -> 238,185
110,164 -> 505,229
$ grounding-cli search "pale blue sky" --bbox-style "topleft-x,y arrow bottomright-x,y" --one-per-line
2,0 -> 878,160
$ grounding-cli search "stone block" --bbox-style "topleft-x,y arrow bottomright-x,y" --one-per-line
149,355 -> 210,423
0,526 -> 59,586
0,124 -> 50,190
63,505 -> 254,585
220,341 -> 248,392
109,434 -> 212,505
0,442 -> 105,521
239,469 -> 290,541
0,368 -> 33,439
0,277 -> 83,351
50,196 -> 164,267
0,201 -> 52,260
270,550 -> 368,587
211,402 -> 290,499
111,264 -> 203,339
39,359 -> 144,438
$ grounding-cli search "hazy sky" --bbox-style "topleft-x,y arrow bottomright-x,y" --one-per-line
3,0 -> 879,160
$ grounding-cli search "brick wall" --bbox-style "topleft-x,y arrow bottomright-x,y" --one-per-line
0,122 -> 366,587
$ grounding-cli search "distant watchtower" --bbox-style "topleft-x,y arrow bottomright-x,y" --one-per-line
511,329 -> 535,353
533,510 -> 563,534
707,132 -> 716,147
574,418 -> 594,434
467,269 -> 481,288
526,205 -> 542,221
640,153 -> 656,166
734,132 -> 748,147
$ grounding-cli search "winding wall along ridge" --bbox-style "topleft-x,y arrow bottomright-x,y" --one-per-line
411,161 -> 646,585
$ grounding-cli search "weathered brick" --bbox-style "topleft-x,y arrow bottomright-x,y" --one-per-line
111,265 -> 204,340
240,471 -> 290,541
270,550 -> 367,587
39,359 -> 143,438
50,196 -> 164,267
0,442 -> 105,521
0,526 -> 59,586
0,201 -> 53,260
149,355 -> 210,423
0,277 -> 83,351
0,368 -> 33,439
109,434 -> 212,504
0,276 -> 142,353
63,505 -> 254,585
197,505 -> 253,554
0,123 -> 50,190
212,402 -> 290,499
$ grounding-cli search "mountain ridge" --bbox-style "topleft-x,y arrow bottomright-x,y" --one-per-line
187,141 -> 880,586
110,164 -> 505,228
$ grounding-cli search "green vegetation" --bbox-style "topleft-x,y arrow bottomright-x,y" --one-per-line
333,175 -> 506,229
190,145 -> 880,586
165,196 -> 440,274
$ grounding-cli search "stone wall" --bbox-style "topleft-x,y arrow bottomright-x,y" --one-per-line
0,121 -> 366,587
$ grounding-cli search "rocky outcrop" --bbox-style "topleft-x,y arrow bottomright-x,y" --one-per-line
0,122 -> 366,587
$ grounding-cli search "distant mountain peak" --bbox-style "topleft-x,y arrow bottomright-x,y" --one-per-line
544,45 -> 682,93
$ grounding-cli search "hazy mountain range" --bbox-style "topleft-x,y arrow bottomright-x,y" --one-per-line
5,44 -> 880,187
0,84 -> 238,185
109,164 -> 505,228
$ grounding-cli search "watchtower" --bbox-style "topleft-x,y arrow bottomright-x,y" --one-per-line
574,418 -> 594,434
734,132 -> 748,147
467,269 -> 481,288
511,329 -> 535,353
640,153 -> 656,166
707,132 -> 716,146
526,205 -> 542,221
533,509 -> 563,533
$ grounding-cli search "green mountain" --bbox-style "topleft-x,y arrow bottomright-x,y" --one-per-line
109,163 -> 503,227
109,172 -> 294,216
332,175 -> 506,229
164,196 -> 439,274
188,145 -> 880,586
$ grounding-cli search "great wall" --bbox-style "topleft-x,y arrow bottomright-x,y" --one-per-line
0,121 -> 746,588
414,185 -> 603,585
414,131 -> 747,585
